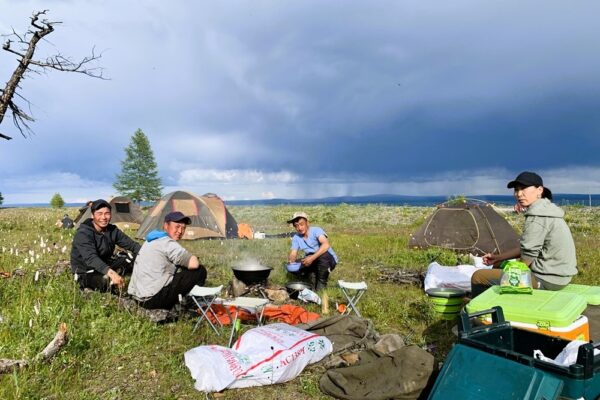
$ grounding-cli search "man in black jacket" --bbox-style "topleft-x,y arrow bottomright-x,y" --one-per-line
71,199 -> 141,291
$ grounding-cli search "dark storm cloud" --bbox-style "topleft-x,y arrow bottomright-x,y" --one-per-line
1,1 -> 600,202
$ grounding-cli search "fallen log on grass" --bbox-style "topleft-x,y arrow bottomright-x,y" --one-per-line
0,359 -> 28,374
0,323 -> 68,374
35,323 -> 68,361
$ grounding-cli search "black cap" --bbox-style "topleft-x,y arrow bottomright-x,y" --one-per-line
507,171 -> 543,188
91,199 -> 112,212
164,211 -> 191,225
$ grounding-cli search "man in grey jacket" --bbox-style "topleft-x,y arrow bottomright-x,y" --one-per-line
128,211 -> 207,309
71,199 -> 141,291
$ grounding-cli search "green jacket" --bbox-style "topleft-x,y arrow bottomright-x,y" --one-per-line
520,198 -> 577,286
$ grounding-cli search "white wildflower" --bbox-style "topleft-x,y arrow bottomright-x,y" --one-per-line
35,271 -> 39,282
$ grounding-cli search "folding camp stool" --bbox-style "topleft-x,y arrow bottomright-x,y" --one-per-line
222,297 -> 270,347
188,285 -> 224,335
338,280 -> 368,317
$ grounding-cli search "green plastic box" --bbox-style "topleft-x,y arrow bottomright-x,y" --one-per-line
560,284 -> 600,306
467,286 -> 587,327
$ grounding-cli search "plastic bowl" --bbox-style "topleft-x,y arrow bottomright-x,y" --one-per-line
286,262 -> 302,272
429,296 -> 464,306
432,304 -> 463,313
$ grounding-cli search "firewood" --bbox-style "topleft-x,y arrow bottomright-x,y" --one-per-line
0,359 -> 28,374
0,323 -> 68,374
35,323 -> 68,361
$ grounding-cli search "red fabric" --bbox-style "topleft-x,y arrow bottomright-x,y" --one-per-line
204,304 -> 320,326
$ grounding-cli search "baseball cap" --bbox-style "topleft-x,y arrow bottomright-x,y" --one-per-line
91,199 -> 111,212
164,211 -> 191,225
287,211 -> 308,224
507,171 -> 543,188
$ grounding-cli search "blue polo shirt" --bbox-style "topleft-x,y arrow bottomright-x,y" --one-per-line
291,226 -> 338,262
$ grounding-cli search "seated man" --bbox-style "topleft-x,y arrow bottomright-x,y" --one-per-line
287,212 -> 338,290
61,214 -> 74,229
128,211 -> 207,310
70,199 -> 141,291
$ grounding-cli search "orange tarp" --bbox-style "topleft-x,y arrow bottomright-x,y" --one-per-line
205,304 -> 320,326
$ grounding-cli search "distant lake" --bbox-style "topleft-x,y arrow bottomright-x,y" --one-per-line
4,193 -> 599,208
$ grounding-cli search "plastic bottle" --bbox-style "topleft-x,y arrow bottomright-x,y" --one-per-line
322,293 -> 329,315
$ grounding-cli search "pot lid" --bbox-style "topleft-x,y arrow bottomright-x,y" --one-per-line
286,281 -> 312,291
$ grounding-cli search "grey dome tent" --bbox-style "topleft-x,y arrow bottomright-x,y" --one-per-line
408,200 -> 520,255
74,196 -> 145,230
135,191 -> 238,240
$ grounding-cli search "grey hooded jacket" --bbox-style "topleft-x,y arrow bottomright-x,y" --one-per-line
520,198 -> 577,286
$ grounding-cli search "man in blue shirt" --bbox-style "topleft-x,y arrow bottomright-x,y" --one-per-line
287,212 -> 338,290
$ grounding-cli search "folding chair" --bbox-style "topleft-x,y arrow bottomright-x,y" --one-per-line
222,297 -> 270,347
188,285 -> 224,335
338,280 -> 368,317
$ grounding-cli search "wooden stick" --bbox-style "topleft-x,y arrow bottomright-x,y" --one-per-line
0,323 -> 68,374
0,359 -> 28,374
35,322 -> 68,361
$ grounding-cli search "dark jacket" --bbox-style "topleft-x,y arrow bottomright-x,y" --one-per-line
70,218 -> 141,275
61,216 -> 74,229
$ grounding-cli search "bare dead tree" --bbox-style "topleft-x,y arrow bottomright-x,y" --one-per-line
0,10 -> 105,140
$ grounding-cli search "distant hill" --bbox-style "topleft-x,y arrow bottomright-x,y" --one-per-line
4,193 -> 599,208
225,193 -> 600,207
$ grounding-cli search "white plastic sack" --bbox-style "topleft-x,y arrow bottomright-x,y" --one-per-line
184,323 -> 332,392
423,261 -> 492,292
297,288 -> 321,304
534,340 -> 600,366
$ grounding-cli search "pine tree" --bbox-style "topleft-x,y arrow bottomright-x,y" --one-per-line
114,129 -> 162,203
50,193 -> 65,208
0,192 -> 4,206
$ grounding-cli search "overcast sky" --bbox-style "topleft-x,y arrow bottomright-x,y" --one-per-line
1,1 -> 600,204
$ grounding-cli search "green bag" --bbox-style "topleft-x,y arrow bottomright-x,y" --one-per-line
499,260 -> 533,294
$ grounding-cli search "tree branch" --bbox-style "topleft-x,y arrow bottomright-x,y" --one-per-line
0,323 -> 68,374
0,10 -> 106,140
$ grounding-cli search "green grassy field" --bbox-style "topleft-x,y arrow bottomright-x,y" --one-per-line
1,204 -> 599,399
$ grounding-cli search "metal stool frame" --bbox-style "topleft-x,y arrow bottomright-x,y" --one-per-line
338,280 -> 368,317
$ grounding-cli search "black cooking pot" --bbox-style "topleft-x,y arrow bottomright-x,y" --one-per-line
285,281 -> 313,300
231,264 -> 272,284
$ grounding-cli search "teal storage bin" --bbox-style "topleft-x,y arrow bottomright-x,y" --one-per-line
429,343 -> 563,399
466,286 -> 587,327
451,307 -> 600,400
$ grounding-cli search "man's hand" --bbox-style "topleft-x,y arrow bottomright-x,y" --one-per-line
106,269 -> 124,288
482,253 -> 501,266
302,255 -> 316,267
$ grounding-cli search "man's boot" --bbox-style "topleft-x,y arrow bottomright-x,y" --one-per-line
315,267 -> 330,291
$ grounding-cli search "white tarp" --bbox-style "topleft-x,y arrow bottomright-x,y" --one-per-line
184,323 -> 332,392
